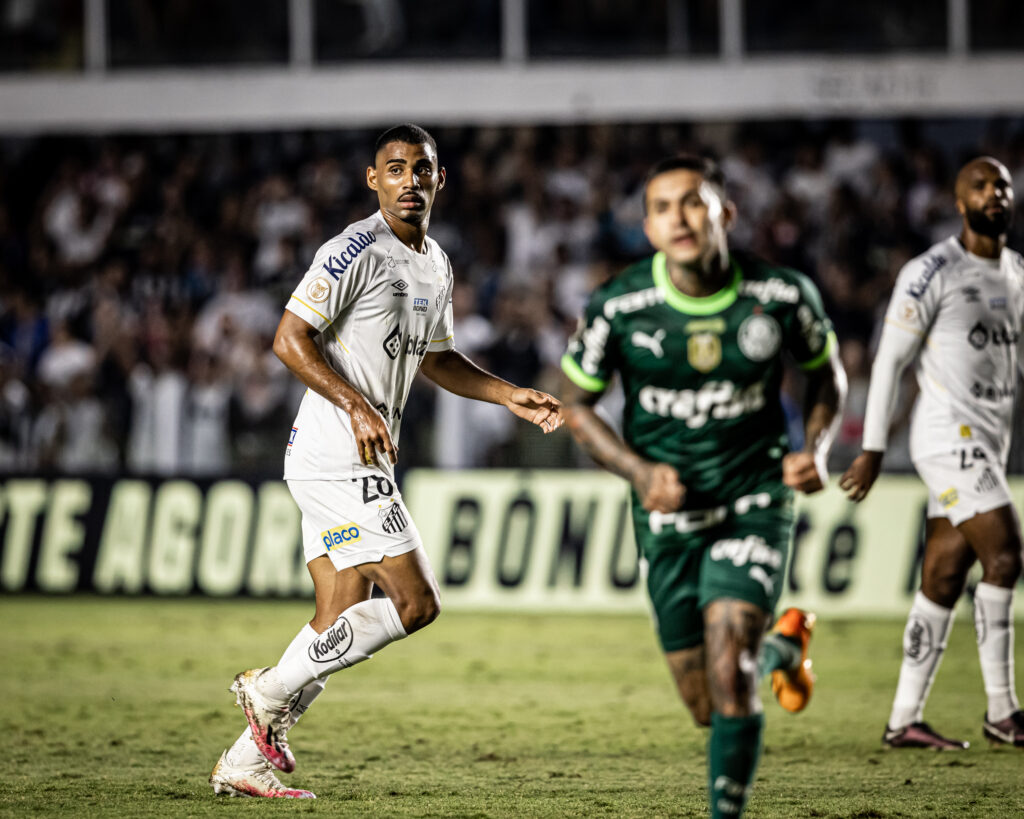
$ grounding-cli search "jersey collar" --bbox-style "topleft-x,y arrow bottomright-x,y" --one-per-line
652,252 -> 740,315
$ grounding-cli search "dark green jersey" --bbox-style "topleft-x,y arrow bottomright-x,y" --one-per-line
562,250 -> 836,510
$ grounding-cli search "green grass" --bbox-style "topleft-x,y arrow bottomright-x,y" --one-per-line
3,598 -> 1023,818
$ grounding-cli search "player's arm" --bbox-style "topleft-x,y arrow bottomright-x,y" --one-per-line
559,377 -> 684,514
419,349 -> 562,434
839,319 -> 922,501
782,344 -> 847,494
273,309 -> 396,465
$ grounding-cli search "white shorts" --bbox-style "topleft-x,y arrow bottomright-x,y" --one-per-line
287,476 -> 422,570
914,443 -> 1013,527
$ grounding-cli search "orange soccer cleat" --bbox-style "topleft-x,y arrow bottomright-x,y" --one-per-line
770,607 -> 816,713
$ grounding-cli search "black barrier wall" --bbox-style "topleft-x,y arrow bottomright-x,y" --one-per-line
0,477 -> 311,596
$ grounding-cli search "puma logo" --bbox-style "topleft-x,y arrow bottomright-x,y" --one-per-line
749,566 -> 774,597
631,328 -> 666,358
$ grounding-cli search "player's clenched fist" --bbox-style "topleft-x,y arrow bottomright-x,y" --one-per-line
634,462 -> 686,513
782,451 -> 826,494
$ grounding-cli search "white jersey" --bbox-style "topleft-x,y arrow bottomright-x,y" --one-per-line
863,236 -> 1024,464
283,211 -> 455,480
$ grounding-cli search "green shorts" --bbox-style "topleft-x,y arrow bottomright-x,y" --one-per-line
634,500 -> 795,653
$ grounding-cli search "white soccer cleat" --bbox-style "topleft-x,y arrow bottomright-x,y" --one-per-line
229,668 -> 296,773
209,750 -> 315,798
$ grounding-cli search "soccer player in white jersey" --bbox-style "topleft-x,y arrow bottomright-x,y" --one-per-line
209,124 -> 563,798
841,157 -> 1024,750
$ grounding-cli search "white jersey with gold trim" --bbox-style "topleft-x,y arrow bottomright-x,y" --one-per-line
283,211 -> 455,480
863,236 -> 1024,464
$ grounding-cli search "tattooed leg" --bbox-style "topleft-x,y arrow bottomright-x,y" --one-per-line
665,644 -> 711,726
703,598 -> 772,818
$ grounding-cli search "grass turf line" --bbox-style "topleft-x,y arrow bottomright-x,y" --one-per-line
3,597 -> 1023,818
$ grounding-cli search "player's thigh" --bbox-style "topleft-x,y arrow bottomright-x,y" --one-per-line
639,537 -> 705,654
355,546 -> 441,614
919,517 -> 975,606
697,504 -> 794,618
957,504 -> 1023,584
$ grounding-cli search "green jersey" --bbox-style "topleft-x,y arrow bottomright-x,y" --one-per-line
562,250 -> 836,510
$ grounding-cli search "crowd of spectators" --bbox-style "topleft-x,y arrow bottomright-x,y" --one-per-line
1,118 -> 1023,478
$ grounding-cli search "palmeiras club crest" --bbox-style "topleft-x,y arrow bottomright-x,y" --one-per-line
687,332 -> 721,373
737,314 -> 781,362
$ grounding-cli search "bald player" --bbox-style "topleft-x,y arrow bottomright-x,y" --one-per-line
841,157 -> 1024,750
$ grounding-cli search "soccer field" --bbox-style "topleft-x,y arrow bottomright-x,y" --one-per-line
4,597 -> 1023,818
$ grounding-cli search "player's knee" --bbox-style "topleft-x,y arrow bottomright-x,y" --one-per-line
394,588 -> 441,634
706,658 -> 757,715
920,569 -> 965,608
983,546 -> 1023,586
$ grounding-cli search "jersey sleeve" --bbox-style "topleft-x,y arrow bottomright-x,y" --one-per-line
428,265 -> 455,352
561,289 -> 616,393
285,235 -> 375,331
784,272 -> 837,370
860,254 -> 943,451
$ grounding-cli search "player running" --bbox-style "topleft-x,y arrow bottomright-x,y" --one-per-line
560,155 -> 845,818
841,156 -> 1024,750
209,124 -> 562,798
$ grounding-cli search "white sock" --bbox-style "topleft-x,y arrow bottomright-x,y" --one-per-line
225,623 -> 327,768
974,581 -> 1020,723
888,592 -> 955,730
275,598 -> 407,695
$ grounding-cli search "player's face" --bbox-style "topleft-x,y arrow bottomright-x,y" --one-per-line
367,141 -> 446,225
957,160 -> 1014,238
643,169 -> 732,268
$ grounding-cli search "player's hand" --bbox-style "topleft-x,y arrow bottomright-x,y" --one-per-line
348,397 -> 397,466
782,451 -> 826,494
634,462 -> 686,513
839,450 -> 884,502
505,388 -> 564,434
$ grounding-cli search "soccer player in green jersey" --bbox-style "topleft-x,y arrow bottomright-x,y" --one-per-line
560,156 -> 846,818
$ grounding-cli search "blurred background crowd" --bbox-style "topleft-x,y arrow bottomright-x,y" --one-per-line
2,117 -> 1023,478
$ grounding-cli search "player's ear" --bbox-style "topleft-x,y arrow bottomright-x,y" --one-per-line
437,166 -> 446,191
366,165 -> 378,192
642,216 -> 654,246
955,197 -> 966,217
723,200 -> 738,231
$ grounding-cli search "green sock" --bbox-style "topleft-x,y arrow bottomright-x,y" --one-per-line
757,632 -> 800,679
708,712 -> 764,818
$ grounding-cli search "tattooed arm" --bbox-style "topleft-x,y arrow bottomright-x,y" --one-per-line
559,376 -> 685,513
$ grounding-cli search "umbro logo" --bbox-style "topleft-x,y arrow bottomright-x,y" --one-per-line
392,280 -> 409,298
962,287 -> 981,303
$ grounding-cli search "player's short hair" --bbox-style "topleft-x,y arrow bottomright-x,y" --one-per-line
373,123 -> 438,163
642,155 -> 725,213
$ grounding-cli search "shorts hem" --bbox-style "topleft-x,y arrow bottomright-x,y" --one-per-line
660,635 -> 704,653
943,496 -> 1016,528
320,539 -> 420,571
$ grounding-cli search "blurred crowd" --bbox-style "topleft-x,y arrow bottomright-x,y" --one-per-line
1,118 -> 1024,478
